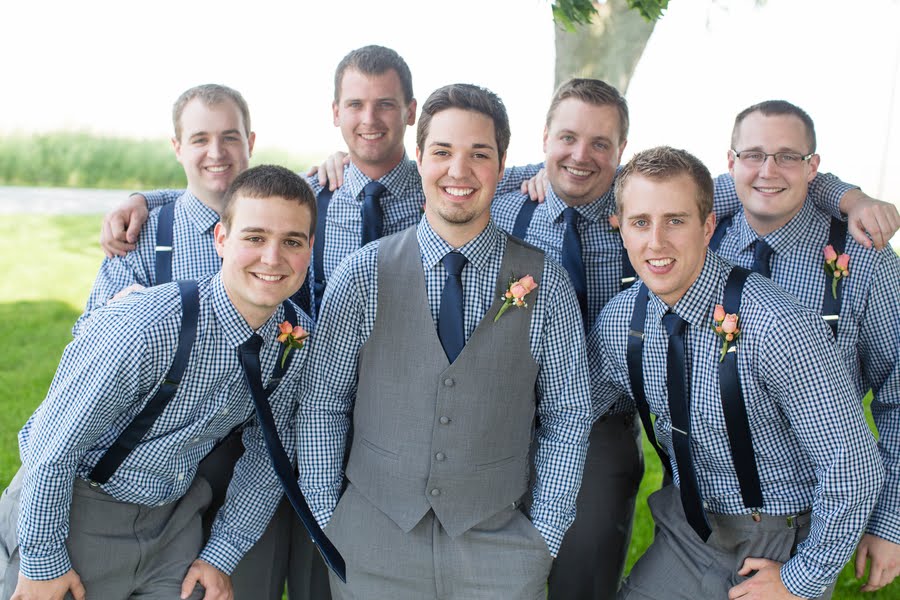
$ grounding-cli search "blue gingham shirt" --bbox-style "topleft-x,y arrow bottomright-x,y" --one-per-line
715,200 -> 900,544
296,218 -> 593,556
18,274 -> 313,579
74,191 -> 221,336
491,172 -> 853,420
588,251 -> 883,598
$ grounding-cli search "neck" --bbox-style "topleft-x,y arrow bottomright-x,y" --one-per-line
743,205 -> 803,238
190,188 -> 225,216
352,152 -> 405,181
426,214 -> 488,250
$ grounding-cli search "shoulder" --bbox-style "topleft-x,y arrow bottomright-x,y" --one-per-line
739,270 -> 826,339
76,282 -> 186,349
491,191 -> 531,228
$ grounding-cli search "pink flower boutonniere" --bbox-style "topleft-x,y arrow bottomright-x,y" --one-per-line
494,275 -> 538,322
712,304 -> 741,362
276,321 -> 309,367
823,245 -> 850,299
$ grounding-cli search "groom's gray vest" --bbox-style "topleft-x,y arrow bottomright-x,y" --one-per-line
345,226 -> 544,537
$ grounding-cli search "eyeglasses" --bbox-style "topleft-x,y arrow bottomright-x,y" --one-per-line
731,149 -> 814,168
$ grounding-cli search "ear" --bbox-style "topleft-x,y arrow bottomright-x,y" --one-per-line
703,210 -> 716,247
727,149 -> 737,177
806,154 -> 820,183
214,222 -> 227,259
405,99 -> 417,126
498,152 -> 507,176
542,125 -> 549,154
171,136 -> 181,159
616,138 -> 628,164
415,145 -> 423,174
332,101 -> 341,127
247,131 -> 256,157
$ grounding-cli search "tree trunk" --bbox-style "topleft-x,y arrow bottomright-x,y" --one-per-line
554,0 -> 658,93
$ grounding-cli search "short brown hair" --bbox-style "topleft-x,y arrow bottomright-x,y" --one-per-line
731,100 -> 816,153
334,45 -> 414,105
221,165 -> 317,235
546,78 -> 629,141
416,84 -> 511,163
614,146 -> 713,219
172,84 -> 251,140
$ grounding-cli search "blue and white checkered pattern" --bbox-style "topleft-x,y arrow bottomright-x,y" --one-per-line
74,191 -> 221,335
715,200 -> 900,545
297,218 -> 592,556
589,251 -> 883,598
18,274 -> 313,579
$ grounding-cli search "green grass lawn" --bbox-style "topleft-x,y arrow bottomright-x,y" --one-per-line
1,214 -> 896,598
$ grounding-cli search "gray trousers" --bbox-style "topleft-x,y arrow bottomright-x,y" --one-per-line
618,484 -> 834,600
549,412 -> 643,600
0,468 -> 209,600
326,483 -> 552,600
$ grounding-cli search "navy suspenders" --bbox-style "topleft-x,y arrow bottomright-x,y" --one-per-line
293,187 -> 335,317
710,215 -> 846,337
511,199 -> 636,290
154,201 -> 176,285
626,267 -> 763,511
88,281 -> 298,484
88,280 -> 200,484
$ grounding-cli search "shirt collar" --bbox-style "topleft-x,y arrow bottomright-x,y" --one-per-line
344,154 -> 417,201
731,199 -> 817,256
544,184 -> 614,225
417,217 -> 502,274
181,190 -> 221,235
211,273 -> 285,349
647,249 -> 725,329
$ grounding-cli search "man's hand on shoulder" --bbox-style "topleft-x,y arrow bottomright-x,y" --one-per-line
306,151 -> 350,191
519,167 -> 548,203
840,189 -> 900,250
180,558 -> 232,600
100,193 -> 149,258
11,569 -> 85,600
728,558 -> 802,599
855,533 -> 900,592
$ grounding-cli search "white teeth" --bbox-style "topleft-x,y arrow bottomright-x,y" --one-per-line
360,133 -> 384,140
565,167 -> 591,177
755,187 -> 783,193
207,165 -> 229,173
254,274 -> 284,282
445,187 -> 474,197
648,258 -> 673,267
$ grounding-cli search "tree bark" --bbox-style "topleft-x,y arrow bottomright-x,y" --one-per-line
554,0 -> 658,93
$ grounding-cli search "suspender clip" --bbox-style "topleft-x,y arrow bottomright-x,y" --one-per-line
751,509 -> 761,522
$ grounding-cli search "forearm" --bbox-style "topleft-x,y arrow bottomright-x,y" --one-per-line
141,188 -> 184,211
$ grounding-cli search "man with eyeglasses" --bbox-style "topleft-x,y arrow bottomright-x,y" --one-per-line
710,99 -> 900,594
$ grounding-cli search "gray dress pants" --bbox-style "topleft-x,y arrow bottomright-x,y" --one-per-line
0,468 -> 209,600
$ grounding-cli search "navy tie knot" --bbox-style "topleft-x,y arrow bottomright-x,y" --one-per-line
361,181 -> 387,245
442,251 -> 468,277
561,207 -> 588,324
752,239 -> 774,278
563,206 -> 579,227
241,333 -> 264,355
662,312 -> 686,338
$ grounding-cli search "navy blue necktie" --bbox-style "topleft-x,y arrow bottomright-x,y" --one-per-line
752,239 -> 773,278
661,313 -> 712,542
238,335 -> 346,582
562,207 -> 588,322
361,181 -> 387,246
438,252 -> 467,363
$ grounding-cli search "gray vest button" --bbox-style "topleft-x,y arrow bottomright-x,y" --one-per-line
443,378 -> 454,387
435,452 -> 446,461
439,416 -> 450,425
430,488 -> 441,496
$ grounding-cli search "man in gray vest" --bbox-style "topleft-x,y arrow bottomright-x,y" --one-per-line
297,83 -> 593,599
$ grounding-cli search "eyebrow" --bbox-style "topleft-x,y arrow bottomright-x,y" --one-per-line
429,141 -> 496,151
625,211 -> 691,220
558,128 -> 613,144
241,226 -> 309,241
738,144 -> 805,153
189,129 -> 242,139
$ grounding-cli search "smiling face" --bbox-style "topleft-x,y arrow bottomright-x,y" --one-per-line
173,98 -> 254,212
618,173 -> 715,307
333,67 -> 416,179
544,98 -> 626,206
416,107 -> 505,247
215,194 -> 313,329
729,111 -> 819,236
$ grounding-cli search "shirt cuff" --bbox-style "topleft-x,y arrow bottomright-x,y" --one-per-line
198,537 -> 244,576
866,504 -> 900,545
780,556 -> 830,600
530,518 -> 564,557
19,546 -> 72,581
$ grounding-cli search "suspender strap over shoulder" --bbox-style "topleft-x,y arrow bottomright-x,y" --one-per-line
306,187 -> 335,317
154,202 -> 176,285
718,267 -> 763,509
821,216 -> 847,337
88,280 -> 200,484
708,214 -> 732,253
626,284 -> 672,476
511,197 -> 539,241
